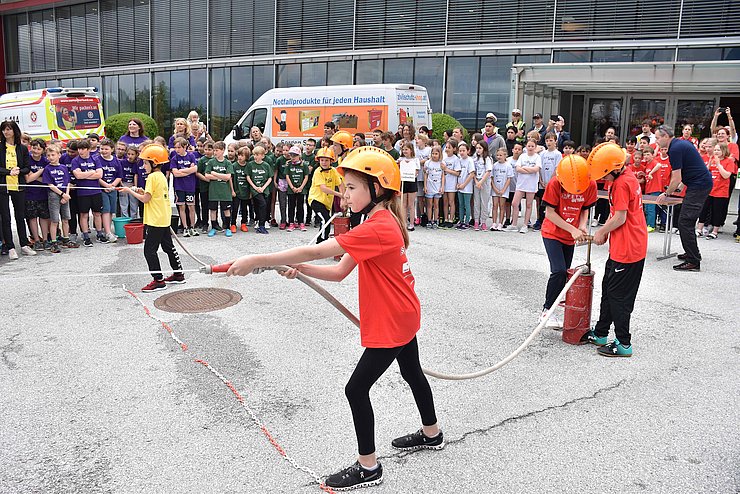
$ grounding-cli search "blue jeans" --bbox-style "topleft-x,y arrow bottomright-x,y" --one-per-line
458,192 -> 472,223
101,190 -> 118,214
644,191 -> 665,228
542,237 -> 575,310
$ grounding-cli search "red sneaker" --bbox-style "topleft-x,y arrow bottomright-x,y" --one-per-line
279,223 -> 287,230
240,224 -> 248,232
142,279 -> 167,292
163,273 -> 186,284
230,224 -> 237,233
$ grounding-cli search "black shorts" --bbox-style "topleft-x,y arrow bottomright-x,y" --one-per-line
535,188 -> 544,198
25,199 -> 50,219
209,200 -> 232,211
176,190 -> 195,205
505,192 -> 515,203
402,181 -> 418,194
77,193 -> 103,213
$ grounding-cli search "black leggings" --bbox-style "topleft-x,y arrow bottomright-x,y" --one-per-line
345,336 -> 437,455
252,193 -> 268,227
311,201 -> 331,243
542,237 -> 574,310
287,194 -> 305,224
231,197 -> 250,226
144,226 -> 182,281
0,190 -> 28,249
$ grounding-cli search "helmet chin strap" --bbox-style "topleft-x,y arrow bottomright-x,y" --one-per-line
356,176 -> 390,215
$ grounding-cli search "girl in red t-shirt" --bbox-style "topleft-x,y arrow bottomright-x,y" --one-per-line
679,124 -> 699,149
539,155 -> 597,328
227,146 -> 441,491
642,147 -> 662,231
697,142 -> 738,239
628,149 -> 646,193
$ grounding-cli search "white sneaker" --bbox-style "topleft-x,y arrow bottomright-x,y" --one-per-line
547,315 -> 563,330
519,225 -> 528,234
505,224 -> 519,232
538,310 -> 549,326
107,232 -> 118,243
20,245 -> 37,256
8,248 -> 19,260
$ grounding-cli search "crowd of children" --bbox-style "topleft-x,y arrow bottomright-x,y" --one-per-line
1,109 -> 738,261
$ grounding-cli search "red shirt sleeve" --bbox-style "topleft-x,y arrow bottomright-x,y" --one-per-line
541,179 -> 561,209
335,220 -> 384,263
584,181 -> 598,208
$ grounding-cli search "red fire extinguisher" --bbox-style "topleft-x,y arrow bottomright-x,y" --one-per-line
332,214 -> 351,261
562,237 -> 594,345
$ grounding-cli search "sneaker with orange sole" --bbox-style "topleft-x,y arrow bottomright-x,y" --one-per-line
230,225 -> 237,233
240,224 -> 248,232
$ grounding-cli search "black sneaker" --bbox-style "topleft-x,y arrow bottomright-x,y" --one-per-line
673,261 -> 700,272
391,429 -> 445,451
324,461 -> 383,491
677,253 -> 688,260
83,237 -> 93,247
97,234 -> 109,244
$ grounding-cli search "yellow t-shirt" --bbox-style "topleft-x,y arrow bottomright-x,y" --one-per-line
5,144 -> 18,192
308,166 -> 342,210
143,170 -> 171,227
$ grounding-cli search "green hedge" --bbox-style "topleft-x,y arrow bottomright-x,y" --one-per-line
431,113 -> 469,144
105,112 -> 161,141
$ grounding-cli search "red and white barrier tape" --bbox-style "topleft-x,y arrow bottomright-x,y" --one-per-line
123,285 -> 335,493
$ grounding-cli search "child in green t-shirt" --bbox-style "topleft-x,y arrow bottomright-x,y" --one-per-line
231,146 -> 252,233
246,145 -> 273,234
273,142 -> 289,229
196,141 -> 214,233
204,141 -> 235,237
285,145 -> 310,231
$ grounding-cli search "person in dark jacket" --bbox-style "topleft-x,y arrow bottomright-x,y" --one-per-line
0,120 -> 36,259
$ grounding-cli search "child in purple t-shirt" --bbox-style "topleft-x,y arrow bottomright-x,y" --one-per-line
121,145 -> 141,219
26,138 -> 50,250
170,137 -> 199,237
96,138 -> 123,242
42,143 -> 74,252
71,138 -> 103,247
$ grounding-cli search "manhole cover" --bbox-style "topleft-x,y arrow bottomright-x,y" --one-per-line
154,288 -> 242,313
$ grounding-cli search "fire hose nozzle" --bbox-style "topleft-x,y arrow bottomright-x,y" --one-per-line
200,263 -> 233,274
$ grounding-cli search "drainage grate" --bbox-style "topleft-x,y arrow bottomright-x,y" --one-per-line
154,288 -> 242,313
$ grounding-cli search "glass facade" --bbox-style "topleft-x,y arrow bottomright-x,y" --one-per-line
2,0 -> 738,139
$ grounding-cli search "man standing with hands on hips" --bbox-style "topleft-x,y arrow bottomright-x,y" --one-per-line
655,125 -> 713,272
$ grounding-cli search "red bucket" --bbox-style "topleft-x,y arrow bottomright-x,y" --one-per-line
123,223 -> 145,244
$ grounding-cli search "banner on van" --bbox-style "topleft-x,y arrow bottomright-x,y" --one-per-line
272,106 -> 388,138
49,97 -> 102,131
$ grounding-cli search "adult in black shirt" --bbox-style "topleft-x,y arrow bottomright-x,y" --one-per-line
656,125 -> 713,272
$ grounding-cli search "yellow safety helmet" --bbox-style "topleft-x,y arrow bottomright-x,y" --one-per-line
316,147 -> 336,161
330,130 -> 354,149
587,142 -> 627,180
556,154 -> 591,195
139,143 -> 170,165
337,146 -> 401,193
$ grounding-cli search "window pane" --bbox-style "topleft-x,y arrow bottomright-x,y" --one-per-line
135,73 -> 150,115
60,78 -> 74,88
301,62 -> 327,87
413,57 -> 444,113
383,58 -> 414,84
104,75 -> 120,116
553,50 -> 590,63
252,65 -> 275,103
724,47 -> 740,60
591,50 -> 632,63
633,49 -> 674,62
89,77 -> 102,94
189,69 -> 207,121
277,64 -> 301,88
327,61 -> 352,85
231,66 -> 253,135
445,57 -> 479,130
355,60 -> 382,84
119,74 -> 136,113
516,54 -> 551,63
3,15 -> 20,74
18,14 -> 31,73
170,70 -> 190,123
210,68 -> 229,141
153,72 -> 172,137
478,56 -> 514,130
677,47 -> 723,61
73,77 -> 88,87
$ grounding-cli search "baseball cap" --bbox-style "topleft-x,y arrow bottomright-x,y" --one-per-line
512,108 -> 522,115
288,145 -> 302,155
533,113 -> 543,119
485,112 -> 497,122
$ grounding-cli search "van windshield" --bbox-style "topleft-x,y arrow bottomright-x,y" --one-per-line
239,108 -> 267,138
51,97 -> 102,131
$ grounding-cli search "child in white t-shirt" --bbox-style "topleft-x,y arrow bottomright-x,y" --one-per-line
398,142 -> 420,231
424,146 -> 445,229
491,148 -> 514,231
507,138 -> 541,234
505,142 -> 523,227
472,142 -> 493,231
455,142 -> 475,229
441,140 -> 461,228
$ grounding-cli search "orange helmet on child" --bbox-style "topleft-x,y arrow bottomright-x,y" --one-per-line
139,143 -> 170,165
316,147 -> 336,161
330,130 -> 354,149
337,146 -> 401,193
587,142 -> 626,180
556,155 -> 590,194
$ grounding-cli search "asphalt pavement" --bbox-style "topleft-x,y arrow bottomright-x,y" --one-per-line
1,218 -> 738,494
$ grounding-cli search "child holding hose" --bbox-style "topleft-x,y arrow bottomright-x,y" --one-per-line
227,146 -> 442,491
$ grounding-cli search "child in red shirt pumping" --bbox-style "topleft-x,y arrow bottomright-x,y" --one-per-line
538,155 -> 597,329
227,146 -> 441,491
584,143 -> 648,357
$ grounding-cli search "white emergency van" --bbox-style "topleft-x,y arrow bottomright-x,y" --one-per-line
225,84 -> 432,145
0,87 -> 106,143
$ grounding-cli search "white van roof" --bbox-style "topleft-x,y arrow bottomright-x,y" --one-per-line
253,84 -> 428,104
0,87 -> 99,103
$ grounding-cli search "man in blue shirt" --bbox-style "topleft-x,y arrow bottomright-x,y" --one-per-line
656,126 -> 713,272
